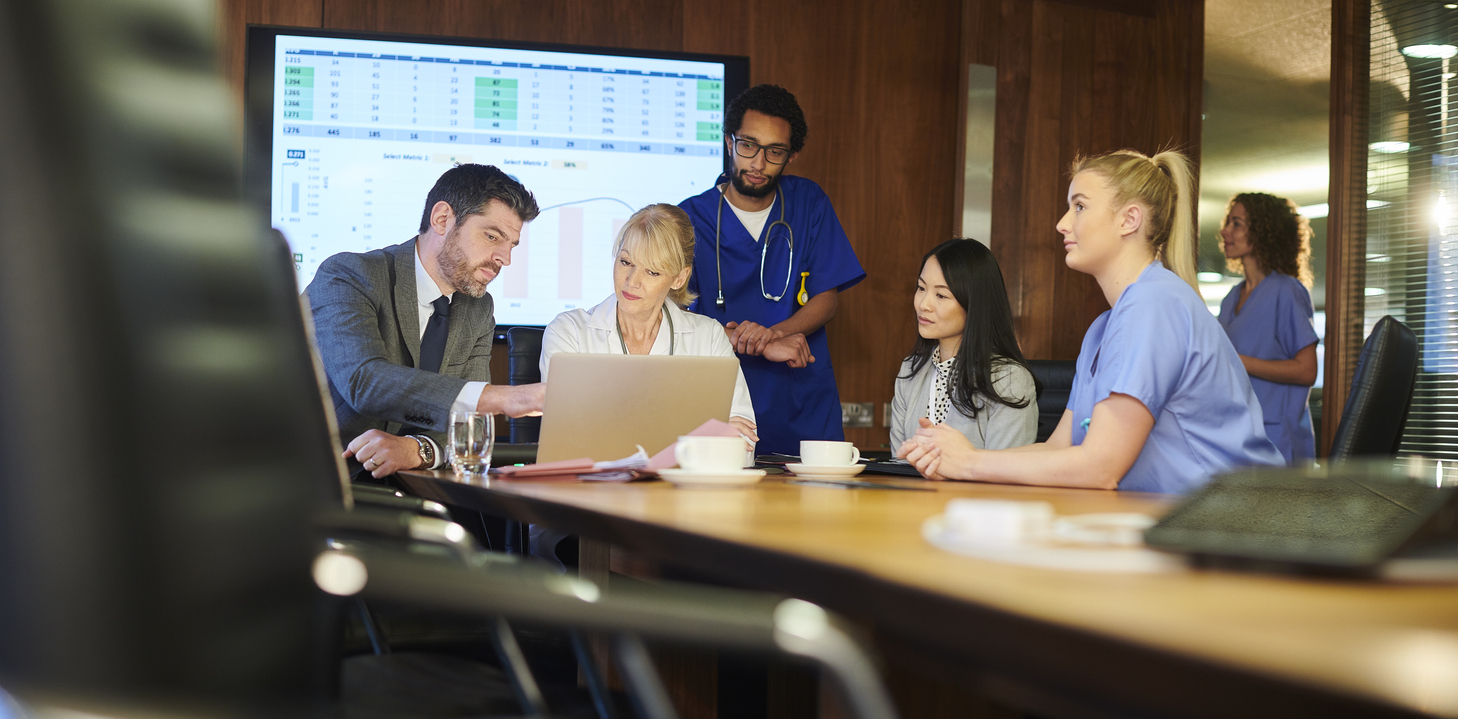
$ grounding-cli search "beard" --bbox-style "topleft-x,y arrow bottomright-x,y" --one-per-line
437,225 -> 500,298
730,167 -> 782,199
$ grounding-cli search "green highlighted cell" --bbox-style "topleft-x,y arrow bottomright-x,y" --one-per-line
697,79 -> 721,91
474,99 -> 518,109
282,98 -> 314,110
284,76 -> 314,88
475,77 -> 519,88
697,100 -> 722,111
284,66 -> 314,76
474,109 -> 518,120
696,121 -> 720,142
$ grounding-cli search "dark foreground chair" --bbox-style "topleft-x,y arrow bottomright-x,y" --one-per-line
1027,360 -> 1076,443
0,2 -> 900,718
1329,316 -> 1419,460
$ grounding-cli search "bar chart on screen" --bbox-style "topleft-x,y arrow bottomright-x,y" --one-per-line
488,197 -> 633,326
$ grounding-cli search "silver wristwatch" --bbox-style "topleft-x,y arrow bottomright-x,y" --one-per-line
408,435 -> 434,470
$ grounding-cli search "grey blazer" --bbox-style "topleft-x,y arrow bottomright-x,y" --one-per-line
889,357 -> 1037,451
305,238 -> 494,450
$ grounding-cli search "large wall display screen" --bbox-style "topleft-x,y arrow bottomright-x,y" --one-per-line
246,27 -> 746,327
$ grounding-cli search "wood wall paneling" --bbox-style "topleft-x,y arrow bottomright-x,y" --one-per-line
321,0 -> 685,52
984,0 -> 1204,361
1323,0 -> 1371,456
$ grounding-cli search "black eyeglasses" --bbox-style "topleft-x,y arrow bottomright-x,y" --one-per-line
729,135 -> 791,165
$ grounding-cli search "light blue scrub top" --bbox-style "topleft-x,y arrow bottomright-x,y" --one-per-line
1067,263 -> 1283,494
1218,273 -> 1319,465
680,175 -> 866,455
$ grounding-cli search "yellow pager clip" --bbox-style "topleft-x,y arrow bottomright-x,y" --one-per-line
796,271 -> 810,306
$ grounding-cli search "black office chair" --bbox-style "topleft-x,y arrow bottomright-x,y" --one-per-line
1329,315 -> 1419,460
0,2 -> 900,717
507,326 -> 546,443
1027,360 -> 1076,443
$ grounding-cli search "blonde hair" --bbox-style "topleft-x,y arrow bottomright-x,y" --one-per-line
614,203 -> 698,307
1069,149 -> 1199,293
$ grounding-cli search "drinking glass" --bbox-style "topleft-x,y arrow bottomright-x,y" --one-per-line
448,410 -> 493,475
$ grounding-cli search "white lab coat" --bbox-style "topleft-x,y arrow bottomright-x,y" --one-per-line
540,294 -> 756,423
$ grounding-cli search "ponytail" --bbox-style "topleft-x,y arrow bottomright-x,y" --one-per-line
1070,148 -> 1200,294
1150,151 -> 1199,293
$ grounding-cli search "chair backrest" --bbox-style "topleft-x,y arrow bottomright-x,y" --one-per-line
1329,316 -> 1419,460
1027,360 -> 1076,443
506,327 -> 544,443
0,0 -> 326,706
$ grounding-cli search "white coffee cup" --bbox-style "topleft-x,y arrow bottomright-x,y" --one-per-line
800,440 -> 860,467
676,436 -> 749,473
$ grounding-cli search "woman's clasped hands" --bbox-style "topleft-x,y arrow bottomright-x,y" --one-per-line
896,418 -> 979,481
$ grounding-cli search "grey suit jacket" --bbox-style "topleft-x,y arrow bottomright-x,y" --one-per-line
305,238 -> 494,451
889,357 -> 1037,452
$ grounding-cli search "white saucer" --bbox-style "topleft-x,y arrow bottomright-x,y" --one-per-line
658,468 -> 766,487
786,463 -> 866,479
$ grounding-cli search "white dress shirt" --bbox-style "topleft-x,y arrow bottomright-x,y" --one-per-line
539,294 -> 756,423
414,248 -> 488,467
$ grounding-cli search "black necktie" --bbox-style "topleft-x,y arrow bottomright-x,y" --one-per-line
420,295 -> 451,373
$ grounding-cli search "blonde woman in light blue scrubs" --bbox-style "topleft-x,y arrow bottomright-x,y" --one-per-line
898,149 -> 1282,494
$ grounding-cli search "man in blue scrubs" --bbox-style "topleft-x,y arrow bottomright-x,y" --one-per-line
679,85 -> 865,455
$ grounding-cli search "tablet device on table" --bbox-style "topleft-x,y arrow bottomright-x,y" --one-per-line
536,354 -> 738,463
1144,465 -> 1458,574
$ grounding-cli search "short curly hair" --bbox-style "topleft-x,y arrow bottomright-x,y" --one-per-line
1225,192 -> 1313,287
723,84 -> 808,154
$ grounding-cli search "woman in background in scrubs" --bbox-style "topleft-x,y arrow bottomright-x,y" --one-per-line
889,238 -> 1037,451
898,149 -> 1282,493
1217,193 -> 1318,465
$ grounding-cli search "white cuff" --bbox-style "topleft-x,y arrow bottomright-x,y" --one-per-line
453,381 -> 488,416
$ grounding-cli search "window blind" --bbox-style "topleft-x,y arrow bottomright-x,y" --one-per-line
1367,0 -> 1458,459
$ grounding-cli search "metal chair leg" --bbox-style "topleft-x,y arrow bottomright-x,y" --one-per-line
490,616 -> 549,717
613,634 -> 678,719
354,598 -> 391,656
571,629 -> 619,719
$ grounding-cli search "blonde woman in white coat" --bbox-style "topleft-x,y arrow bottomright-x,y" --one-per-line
541,203 -> 806,442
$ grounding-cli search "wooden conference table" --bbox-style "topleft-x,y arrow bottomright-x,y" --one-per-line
395,469 -> 1458,719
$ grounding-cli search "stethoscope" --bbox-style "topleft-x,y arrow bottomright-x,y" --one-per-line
615,301 -> 676,355
713,174 -> 807,309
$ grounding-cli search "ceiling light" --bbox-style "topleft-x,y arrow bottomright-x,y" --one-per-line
1401,44 -> 1458,59
1365,287 -> 1388,296
1446,3 -> 1457,9
1197,272 -> 1225,283
1295,200 -> 1392,219
1371,141 -> 1412,153
1367,254 -> 1391,263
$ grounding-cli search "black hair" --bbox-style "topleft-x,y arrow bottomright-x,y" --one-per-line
417,163 -> 540,233
723,84 -> 808,154
901,239 -> 1036,418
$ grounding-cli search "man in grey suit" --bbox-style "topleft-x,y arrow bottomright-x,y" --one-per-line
307,164 -> 545,479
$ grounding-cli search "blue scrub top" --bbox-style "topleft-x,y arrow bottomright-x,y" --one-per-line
1067,263 -> 1283,494
1218,272 -> 1319,465
679,175 -> 866,455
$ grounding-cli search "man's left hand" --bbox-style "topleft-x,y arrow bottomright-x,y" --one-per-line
344,429 -> 423,479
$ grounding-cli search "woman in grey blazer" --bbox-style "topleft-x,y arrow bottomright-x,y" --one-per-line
890,239 -> 1038,452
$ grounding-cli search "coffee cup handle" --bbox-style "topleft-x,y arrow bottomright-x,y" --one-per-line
850,447 -> 861,464
675,442 -> 693,468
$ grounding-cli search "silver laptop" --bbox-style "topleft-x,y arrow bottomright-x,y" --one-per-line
536,354 -> 739,463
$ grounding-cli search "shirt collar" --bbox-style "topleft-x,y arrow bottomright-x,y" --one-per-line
931,346 -> 957,373
414,245 -> 449,308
